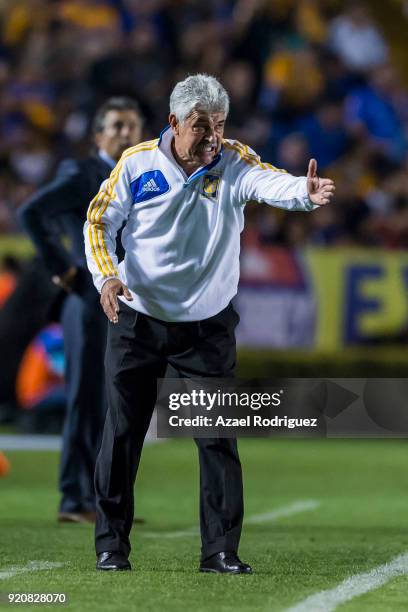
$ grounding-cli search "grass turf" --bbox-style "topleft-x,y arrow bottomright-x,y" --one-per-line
1,439 -> 408,611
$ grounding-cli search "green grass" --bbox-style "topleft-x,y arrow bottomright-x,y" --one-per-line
1,439 -> 408,611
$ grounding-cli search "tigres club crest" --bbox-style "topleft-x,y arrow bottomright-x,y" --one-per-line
202,174 -> 221,201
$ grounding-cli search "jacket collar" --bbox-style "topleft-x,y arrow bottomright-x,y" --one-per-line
98,149 -> 116,170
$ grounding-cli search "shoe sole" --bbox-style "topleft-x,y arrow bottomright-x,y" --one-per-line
199,568 -> 252,574
96,567 -> 131,571
58,514 -> 96,524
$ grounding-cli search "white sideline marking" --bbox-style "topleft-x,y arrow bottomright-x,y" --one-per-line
142,499 -> 320,539
0,432 -> 161,451
143,527 -> 199,539
0,561 -> 64,580
286,552 -> 408,612
245,500 -> 320,525
0,435 -> 62,451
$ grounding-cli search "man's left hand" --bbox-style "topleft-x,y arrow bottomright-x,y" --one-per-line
306,158 -> 335,206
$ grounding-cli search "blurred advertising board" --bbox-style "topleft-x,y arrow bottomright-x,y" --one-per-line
306,248 -> 408,350
236,245 -> 316,348
236,246 -> 408,351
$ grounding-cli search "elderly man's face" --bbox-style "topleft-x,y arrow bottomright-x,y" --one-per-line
169,110 -> 226,168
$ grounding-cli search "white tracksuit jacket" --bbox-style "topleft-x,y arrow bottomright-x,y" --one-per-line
84,126 -> 317,322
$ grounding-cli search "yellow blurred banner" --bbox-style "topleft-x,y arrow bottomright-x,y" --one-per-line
306,248 -> 408,350
2,238 -> 408,353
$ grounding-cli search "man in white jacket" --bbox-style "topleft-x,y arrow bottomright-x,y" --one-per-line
84,74 -> 335,573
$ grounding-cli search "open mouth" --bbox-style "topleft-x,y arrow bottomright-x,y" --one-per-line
198,144 -> 217,156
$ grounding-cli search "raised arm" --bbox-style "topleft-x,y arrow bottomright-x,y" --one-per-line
230,142 -> 335,210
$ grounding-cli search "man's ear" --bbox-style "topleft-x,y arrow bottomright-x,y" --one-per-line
169,113 -> 179,135
94,132 -> 102,148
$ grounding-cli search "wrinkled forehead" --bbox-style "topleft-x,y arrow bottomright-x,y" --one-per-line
184,109 -> 227,126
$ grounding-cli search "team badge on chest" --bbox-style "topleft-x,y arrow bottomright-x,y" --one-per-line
202,174 -> 221,201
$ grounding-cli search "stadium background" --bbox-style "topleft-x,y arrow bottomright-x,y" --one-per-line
1,1 -> 408,421
1,3 -> 408,610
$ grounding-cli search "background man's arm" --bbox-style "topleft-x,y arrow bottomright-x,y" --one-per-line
17,159 -> 84,277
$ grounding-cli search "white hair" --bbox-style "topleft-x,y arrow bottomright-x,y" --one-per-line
169,74 -> 230,123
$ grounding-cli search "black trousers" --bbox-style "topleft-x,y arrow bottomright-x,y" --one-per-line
95,301 -> 243,560
59,293 -> 107,512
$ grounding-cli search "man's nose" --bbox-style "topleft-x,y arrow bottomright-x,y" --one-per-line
205,127 -> 216,142
121,125 -> 131,137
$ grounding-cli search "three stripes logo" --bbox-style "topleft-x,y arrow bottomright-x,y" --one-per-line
142,178 -> 161,193
131,170 -> 170,203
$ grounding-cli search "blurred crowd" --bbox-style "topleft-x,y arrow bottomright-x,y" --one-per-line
0,0 -> 408,247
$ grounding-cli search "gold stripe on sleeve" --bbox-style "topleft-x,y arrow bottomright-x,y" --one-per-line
95,223 -> 117,276
92,223 -> 113,276
86,140 -> 159,277
224,140 -> 285,172
88,223 -> 104,275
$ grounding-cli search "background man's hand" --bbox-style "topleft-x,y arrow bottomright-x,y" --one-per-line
306,158 -> 335,206
52,266 -> 78,292
100,278 -> 133,323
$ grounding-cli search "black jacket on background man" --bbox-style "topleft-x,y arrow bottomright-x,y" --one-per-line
20,155 -> 118,295
18,153 -> 114,515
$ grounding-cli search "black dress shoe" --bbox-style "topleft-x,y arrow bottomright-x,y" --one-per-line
199,551 -> 252,574
96,552 -> 131,571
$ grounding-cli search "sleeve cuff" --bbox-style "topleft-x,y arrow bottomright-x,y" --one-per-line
98,275 -> 119,294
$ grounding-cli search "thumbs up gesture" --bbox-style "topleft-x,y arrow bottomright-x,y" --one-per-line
306,158 -> 335,206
